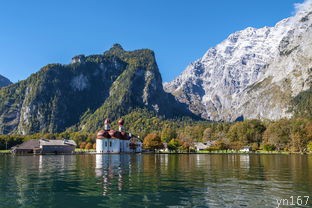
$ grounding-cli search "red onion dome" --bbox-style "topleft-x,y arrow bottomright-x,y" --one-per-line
103,131 -> 111,138
97,130 -> 105,139
97,130 -> 111,139
108,130 -> 116,137
104,118 -> 111,124
118,118 -> 124,126
120,132 -> 128,140
114,131 -> 122,139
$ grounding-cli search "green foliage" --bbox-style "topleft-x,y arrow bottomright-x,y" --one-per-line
290,118 -> 310,152
0,116 -> 311,152
167,139 -> 181,152
161,127 -> 177,143
263,144 -> 276,151
227,119 -> 266,145
291,87 -> 312,119
307,141 -> 312,152
263,119 -> 291,150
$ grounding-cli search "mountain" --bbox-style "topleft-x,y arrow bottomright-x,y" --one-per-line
164,0 -> 312,121
0,75 -> 12,88
0,44 -> 194,135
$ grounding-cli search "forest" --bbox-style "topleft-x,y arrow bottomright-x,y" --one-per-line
0,108 -> 312,153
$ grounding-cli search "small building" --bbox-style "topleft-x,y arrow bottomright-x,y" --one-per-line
39,139 -> 76,154
194,141 -> 215,151
11,139 -> 40,154
11,139 -> 76,154
240,146 -> 252,152
160,142 -> 168,152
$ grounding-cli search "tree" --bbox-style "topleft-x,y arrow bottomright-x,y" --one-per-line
167,139 -> 181,152
263,119 -> 291,151
161,127 -> 177,143
202,128 -> 213,141
80,142 -> 86,149
290,118 -> 309,153
213,140 -> 228,150
307,141 -> 312,152
227,120 -> 266,146
143,133 -> 163,151
85,142 -> 93,150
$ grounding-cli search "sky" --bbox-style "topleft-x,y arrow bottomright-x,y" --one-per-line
0,0 -> 303,83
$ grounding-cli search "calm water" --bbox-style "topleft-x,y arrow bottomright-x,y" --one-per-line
0,154 -> 311,208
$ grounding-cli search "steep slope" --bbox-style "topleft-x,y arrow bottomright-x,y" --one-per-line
0,75 -> 12,88
78,45 -> 195,132
0,44 -> 194,134
165,0 -> 312,121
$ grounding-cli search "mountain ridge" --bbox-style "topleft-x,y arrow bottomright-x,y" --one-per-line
0,45 -> 196,135
0,74 -> 12,88
164,0 -> 312,121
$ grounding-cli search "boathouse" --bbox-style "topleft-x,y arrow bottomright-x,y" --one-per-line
11,139 -> 76,154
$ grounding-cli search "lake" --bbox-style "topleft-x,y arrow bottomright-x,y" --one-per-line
0,154 -> 311,208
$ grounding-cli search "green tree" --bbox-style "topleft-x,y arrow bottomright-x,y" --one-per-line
307,141 -> 312,152
161,127 -> 177,143
167,139 -> 181,152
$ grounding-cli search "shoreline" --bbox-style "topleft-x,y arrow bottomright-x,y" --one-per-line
1,150 -> 311,155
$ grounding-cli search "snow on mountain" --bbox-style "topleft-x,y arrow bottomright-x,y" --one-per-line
164,0 -> 312,121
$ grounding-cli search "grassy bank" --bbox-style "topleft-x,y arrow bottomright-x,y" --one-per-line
159,150 -> 311,154
75,148 -> 96,153
0,150 -> 10,154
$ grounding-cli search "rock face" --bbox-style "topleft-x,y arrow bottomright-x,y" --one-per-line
164,0 -> 312,121
0,44 -> 194,134
0,75 -> 12,88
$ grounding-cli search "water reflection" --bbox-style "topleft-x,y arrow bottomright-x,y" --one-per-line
96,154 -> 124,195
0,154 -> 311,207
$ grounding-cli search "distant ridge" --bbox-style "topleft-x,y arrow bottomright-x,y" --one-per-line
0,44 -> 197,135
164,0 -> 312,121
0,74 -> 12,87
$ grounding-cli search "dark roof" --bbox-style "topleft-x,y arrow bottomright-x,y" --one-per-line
40,139 -> 76,146
13,139 -> 40,150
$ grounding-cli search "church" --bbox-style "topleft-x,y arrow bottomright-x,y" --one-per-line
96,118 -> 142,153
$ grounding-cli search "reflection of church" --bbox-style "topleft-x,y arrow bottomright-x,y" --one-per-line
96,118 -> 142,153
95,154 -> 142,196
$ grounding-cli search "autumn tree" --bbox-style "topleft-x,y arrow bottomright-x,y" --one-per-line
85,142 -> 93,150
79,142 -> 86,149
263,119 -> 291,151
143,133 -> 163,151
290,118 -> 310,152
202,128 -> 213,141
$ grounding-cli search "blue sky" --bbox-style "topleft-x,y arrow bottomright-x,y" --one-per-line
0,0 -> 302,83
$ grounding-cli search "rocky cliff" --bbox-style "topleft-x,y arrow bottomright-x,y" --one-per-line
164,0 -> 312,121
0,44 -> 194,134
